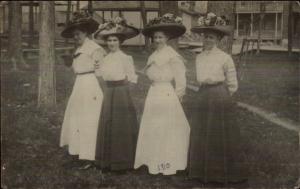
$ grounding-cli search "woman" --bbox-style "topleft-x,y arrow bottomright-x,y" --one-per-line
188,13 -> 247,185
93,17 -> 139,172
134,13 -> 190,175
59,11 -> 106,167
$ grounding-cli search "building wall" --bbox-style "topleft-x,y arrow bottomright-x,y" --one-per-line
234,1 -> 297,41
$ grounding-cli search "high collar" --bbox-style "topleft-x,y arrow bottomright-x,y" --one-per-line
76,38 -> 91,53
202,45 -> 218,55
107,49 -> 123,57
148,45 -> 181,66
108,49 -> 121,54
155,44 -> 168,53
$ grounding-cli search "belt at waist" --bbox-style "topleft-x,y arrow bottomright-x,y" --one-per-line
106,79 -> 127,88
76,71 -> 95,75
151,81 -> 171,86
199,82 -> 224,90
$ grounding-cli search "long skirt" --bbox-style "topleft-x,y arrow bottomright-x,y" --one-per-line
134,82 -> 190,175
188,83 -> 246,183
60,73 -> 103,160
95,80 -> 138,170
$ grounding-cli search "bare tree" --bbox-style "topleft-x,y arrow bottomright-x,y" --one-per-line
88,0 -> 93,16
140,1 -> 150,49
38,1 -> 56,108
288,1 -> 293,56
76,1 -> 80,11
257,2 -> 266,54
65,1 -> 71,43
207,1 -> 235,54
29,1 -> 34,48
8,1 -> 28,71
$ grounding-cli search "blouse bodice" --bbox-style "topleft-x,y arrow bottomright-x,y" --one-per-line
196,46 -> 238,94
99,50 -> 137,83
146,45 -> 186,98
72,38 -> 106,74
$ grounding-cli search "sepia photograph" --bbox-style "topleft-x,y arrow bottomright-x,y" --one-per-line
1,1 -> 300,189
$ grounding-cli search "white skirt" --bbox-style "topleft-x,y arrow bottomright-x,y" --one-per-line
134,82 -> 190,175
60,74 -> 103,160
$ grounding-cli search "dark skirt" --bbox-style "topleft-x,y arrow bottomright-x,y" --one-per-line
188,83 -> 247,183
95,80 -> 138,170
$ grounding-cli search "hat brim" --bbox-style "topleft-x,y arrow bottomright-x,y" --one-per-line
142,24 -> 186,39
95,25 -> 140,41
61,19 -> 99,38
191,26 -> 233,36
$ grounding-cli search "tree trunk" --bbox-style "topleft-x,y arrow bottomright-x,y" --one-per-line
29,1 -> 34,48
158,1 -> 163,17
8,1 -> 26,71
288,1 -> 293,56
76,1 -> 80,11
159,1 -> 179,50
65,1 -> 71,43
38,1 -> 56,109
140,1 -> 150,49
207,1 -> 235,54
88,1 -> 93,16
257,2 -> 265,54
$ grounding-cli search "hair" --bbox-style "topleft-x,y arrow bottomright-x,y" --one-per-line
104,34 -> 125,44
151,30 -> 171,41
205,30 -> 224,40
76,26 -> 90,33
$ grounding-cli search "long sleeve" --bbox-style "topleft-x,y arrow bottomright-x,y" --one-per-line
124,56 -> 138,83
170,56 -> 186,98
92,48 -> 106,77
72,53 -> 94,73
223,55 -> 238,95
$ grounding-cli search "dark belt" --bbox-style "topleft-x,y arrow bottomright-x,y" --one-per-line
106,79 -> 127,88
76,71 -> 95,75
199,82 -> 224,90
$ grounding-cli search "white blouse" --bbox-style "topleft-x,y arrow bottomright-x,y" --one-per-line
146,45 -> 186,98
73,38 -> 106,74
196,46 -> 238,94
99,50 -> 138,83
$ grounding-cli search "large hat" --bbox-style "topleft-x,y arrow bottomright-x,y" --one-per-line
94,17 -> 140,41
191,12 -> 233,36
142,13 -> 186,39
61,11 -> 99,38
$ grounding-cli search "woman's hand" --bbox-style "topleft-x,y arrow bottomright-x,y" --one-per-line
178,96 -> 183,102
177,93 -> 185,103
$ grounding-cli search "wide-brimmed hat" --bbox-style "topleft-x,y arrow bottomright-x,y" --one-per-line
142,13 -> 186,39
94,17 -> 140,41
191,12 -> 233,36
61,11 -> 99,38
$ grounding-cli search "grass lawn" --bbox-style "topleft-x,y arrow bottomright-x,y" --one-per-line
1,48 -> 299,189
